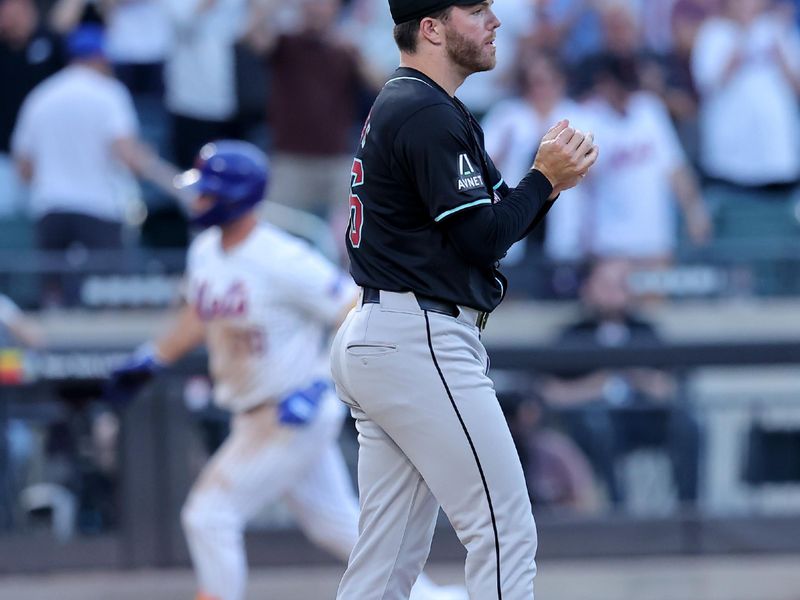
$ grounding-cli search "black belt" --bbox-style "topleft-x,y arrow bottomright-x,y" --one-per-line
362,287 -> 489,330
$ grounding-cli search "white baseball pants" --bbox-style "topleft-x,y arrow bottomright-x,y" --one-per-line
180,390 -> 357,600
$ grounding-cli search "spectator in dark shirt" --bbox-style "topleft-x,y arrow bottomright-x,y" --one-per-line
0,0 -> 64,218
541,258 -> 701,510
500,387 -> 600,515
247,0 -> 383,221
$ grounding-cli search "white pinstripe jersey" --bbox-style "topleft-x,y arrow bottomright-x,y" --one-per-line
186,224 -> 357,412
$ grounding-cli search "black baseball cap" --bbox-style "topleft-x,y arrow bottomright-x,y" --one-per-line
389,0 -> 484,25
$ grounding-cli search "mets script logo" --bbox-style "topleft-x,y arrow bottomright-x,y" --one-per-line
194,281 -> 248,320
456,153 -> 484,192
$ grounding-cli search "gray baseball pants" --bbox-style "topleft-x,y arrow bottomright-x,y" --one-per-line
331,289 -> 537,600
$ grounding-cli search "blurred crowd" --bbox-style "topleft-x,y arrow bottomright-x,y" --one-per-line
0,0 -> 797,285
1,0 -> 800,532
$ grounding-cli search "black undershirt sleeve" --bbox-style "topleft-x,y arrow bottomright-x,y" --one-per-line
443,169 -> 556,267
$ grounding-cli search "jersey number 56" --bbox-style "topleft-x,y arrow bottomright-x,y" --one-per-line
349,158 -> 365,248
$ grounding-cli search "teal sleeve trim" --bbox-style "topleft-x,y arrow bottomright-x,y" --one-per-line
434,198 -> 492,223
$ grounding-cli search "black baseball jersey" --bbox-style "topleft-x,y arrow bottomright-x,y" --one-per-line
346,67 -> 512,313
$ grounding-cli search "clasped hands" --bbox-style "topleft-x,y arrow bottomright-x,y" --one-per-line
533,119 -> 599,199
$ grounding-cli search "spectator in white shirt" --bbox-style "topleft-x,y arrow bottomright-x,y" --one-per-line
482,50 -> 587,265
106,0 -> 172,94
12,24 -> 180,304
567,53 -> 711,266
691,0 -> 800,240
693,0 -> 800,187
47,0 -> 179,245
163,0 -> 248,169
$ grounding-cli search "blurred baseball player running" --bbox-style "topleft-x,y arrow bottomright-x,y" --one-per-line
105,141 -> 465,600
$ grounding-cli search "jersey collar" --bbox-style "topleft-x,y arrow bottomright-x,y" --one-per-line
389,67 -> 452,99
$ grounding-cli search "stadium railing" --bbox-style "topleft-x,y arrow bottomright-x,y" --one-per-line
1,340 -> 799,572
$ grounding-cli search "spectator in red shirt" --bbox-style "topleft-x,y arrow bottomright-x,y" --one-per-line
246,0 -> 383,221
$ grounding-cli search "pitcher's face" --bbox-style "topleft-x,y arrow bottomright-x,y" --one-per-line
444,1 -> 501,75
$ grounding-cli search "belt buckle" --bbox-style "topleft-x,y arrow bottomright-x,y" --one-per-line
476,311 -> 489,331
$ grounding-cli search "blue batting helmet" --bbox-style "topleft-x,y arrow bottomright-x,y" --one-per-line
66,24 -> 107,61
175,140 -> 269,229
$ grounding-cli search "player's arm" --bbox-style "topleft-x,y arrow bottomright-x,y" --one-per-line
444,169 -> 554,266
484,148 -> 552,243
105,304 -> 205,407
152,303 -> 206,365
450,122 -> 597,265
401,108 -> 596,267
